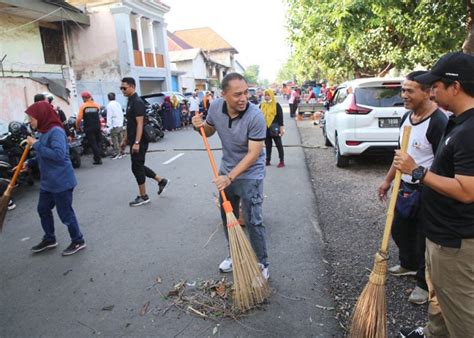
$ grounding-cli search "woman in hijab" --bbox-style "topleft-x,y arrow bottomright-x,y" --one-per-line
22,101 -> 86,256
161,96 -> 174,131
260,89 -> 285,167
171,95 -> 181,130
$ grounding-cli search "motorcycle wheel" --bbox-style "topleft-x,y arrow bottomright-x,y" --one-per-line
71,153 -> 81,168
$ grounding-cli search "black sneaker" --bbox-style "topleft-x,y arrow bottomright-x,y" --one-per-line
157,178 -> 170,195
400,327 -> 425,337
93,159 -> 103,165
31,240 -> 58,253
129,195 -> 150,207
62,242 -> 86,256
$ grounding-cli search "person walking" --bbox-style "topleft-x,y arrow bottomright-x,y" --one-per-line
378,71 -> 447,306
395,52 -> 474,338
188,91 -> 201,118
23,101 -> 86,256
119,77 -> 170,207
106,92 -> 124,159
289,87 -> 300,118
261,89 -> 285,167
191,72 -> 269,279
76,91 -> 103,165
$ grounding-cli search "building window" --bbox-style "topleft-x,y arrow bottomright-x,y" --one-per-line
131,29 -> 139,50
39,26 -> 66,64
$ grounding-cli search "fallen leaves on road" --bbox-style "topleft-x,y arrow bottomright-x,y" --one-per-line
158,277 -> 241,319
139,301 -> 150,316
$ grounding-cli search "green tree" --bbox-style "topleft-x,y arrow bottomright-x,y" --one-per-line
285,0 -> 468,82
244,64 -> 260,85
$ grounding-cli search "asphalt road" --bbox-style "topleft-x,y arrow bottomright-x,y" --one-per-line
0,102 -> 340,337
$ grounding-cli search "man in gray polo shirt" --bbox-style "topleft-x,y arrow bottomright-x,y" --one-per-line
192,73 -> 269,279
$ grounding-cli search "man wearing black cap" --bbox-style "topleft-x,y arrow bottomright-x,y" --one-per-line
395,51 -> 474,338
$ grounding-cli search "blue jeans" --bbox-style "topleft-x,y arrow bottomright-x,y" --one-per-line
220,179 -> 268,267
38,189 -> 84,243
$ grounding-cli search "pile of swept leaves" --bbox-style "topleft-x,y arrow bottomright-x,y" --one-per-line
163,278 -> 241,319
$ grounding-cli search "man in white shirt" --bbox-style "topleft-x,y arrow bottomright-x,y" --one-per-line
106,92 -> 124,159
188,92 -> 200,118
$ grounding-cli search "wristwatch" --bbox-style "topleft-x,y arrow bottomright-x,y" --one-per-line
134,141 -> 140,144
411,166 -> 427,183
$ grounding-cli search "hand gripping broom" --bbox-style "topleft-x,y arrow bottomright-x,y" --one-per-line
0,143 -> 31,231
198,127 -> 270,312
349,126 -> 411,338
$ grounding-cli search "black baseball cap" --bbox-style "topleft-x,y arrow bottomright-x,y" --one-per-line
415,51 -> 474,84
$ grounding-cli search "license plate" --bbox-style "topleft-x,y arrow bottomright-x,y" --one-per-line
379,117 -> 400,128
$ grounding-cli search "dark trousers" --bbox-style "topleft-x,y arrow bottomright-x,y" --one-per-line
391,208 -> 427,290
85,128 -> 102,162
38,188 -> 83,244
130,142 -> 156,186
265,133 -> 284,163
289,103 -> 295,117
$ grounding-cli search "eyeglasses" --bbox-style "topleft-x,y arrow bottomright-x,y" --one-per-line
120,87 -> 129,91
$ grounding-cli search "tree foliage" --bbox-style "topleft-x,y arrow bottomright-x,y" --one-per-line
244,64 -> 260,85
285,0 -> 468,83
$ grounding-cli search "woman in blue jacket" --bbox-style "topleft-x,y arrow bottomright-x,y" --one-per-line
23,101 -> 86,256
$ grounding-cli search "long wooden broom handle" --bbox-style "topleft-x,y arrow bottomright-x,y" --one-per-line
198,126 -> 230,205
380,125 -> 411,254
8,143 -> 31,190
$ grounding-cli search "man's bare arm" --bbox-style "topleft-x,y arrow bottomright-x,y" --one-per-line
423,172 -> 474,204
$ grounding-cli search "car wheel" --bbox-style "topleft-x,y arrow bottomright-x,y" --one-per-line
324,127 -> 332,147
335,134 -> 349,168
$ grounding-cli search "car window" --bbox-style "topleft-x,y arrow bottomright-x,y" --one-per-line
334,88 -> 348,104
142,96 -> 164,106
355,87 -> 403,107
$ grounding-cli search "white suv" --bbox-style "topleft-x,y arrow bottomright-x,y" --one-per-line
323,77 -> 406,167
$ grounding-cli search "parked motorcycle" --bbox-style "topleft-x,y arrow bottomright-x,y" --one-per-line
67,116 -> 111,158
0,121 -> 38,185
145,108 -> 164,142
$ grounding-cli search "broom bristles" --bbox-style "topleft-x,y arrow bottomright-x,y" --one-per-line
349,252 -> 388,338
226,211 -> 270,312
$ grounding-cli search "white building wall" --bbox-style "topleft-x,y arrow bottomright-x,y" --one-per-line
0,77 -> 72,122
0,12 -> 63,75
192,55 -> 207,79
209,51 -> 232,68
67,10 -> 122,106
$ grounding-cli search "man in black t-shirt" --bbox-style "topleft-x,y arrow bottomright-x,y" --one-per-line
119,77 -> 169,207
395,52 -> 474,338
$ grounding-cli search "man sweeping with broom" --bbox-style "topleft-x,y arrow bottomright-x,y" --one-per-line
191,73 -> 269,281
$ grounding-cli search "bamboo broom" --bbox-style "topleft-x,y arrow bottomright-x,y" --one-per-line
0,143 -> 31,231
198,126 -> 270,312
349,125 -> 411,338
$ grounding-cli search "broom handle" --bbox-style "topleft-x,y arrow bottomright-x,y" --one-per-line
198,127 -> 229,204
380,126 -> 411,254
8,143 -> 31,190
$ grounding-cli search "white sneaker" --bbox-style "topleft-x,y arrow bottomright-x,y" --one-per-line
408,286 -> 428,305
219,257 -> 232,273
258,263 -> 270,280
